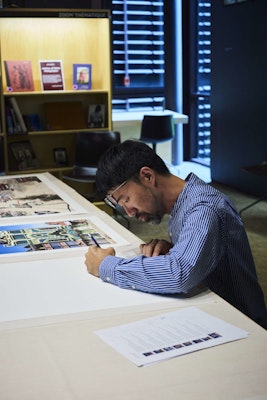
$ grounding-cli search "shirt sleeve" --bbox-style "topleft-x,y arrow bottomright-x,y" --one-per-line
99,205 -> 224,294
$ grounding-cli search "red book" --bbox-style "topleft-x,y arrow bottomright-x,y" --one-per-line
39,60 -> 64,91
4,60 -> 34,92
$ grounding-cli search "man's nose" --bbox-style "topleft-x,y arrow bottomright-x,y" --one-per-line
122,203 -> 135,217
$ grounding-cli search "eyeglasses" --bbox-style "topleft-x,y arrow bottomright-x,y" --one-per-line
104,180 -> 127,209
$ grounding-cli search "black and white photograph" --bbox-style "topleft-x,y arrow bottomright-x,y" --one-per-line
88,104 -> 105,128
9,141 -> 39,171
53,147 -> 68,167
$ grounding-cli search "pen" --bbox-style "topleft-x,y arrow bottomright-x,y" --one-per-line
90,234 -> 101,247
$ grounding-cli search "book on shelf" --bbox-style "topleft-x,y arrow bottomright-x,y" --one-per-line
23,114 -> 44,132
39,60 -> 64,91
5,103 -> 14,135
88,104 -> 105,128
9,106 -> 21,134
9,97 -> 28,134
4,60 -> 34,92
73,63 -> 92,90
5,98 -> 27,135
9,141 -> 39,171
0,137 -> 4,173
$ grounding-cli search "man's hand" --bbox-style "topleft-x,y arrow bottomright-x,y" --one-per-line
140,239 -> 172,257
85,246 -> 115,277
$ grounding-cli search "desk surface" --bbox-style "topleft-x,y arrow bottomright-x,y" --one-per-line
0,298 -> 266,400
112,109 -> 189,128
0,173 -> 266,400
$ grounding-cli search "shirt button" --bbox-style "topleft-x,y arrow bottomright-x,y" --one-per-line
106,277 -> 110,282
131,285 -> 136,290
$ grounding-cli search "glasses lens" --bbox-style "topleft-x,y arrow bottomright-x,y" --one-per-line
104,195 -> 117,209
104,180 -> 127,209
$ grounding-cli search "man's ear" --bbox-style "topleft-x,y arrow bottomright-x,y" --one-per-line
139,166 -> 155,184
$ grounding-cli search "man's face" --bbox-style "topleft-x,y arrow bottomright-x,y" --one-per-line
112,180 -> 164,225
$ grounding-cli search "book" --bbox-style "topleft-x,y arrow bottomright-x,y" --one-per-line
9,97 -> 27,133
73,63 -> 92,90
9,141 -> 39,171
0,137 -> 4,173
39,60 -> 64,91
5,99 -> 23,135
88,104 -> 105,128
44,101 -> 87,130
5,103 -> 14,134
23,114 -> 44,132
9,106 -> 22,134
4,60 -> 34,92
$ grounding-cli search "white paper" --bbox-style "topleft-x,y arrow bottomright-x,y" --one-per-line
95,307 -> 248,367
0,213 -> 130,261
0,172 -> 88,219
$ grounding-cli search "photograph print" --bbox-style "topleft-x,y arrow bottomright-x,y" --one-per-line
88,104 -> 105,128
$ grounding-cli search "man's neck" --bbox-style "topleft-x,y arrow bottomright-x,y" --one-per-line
160,174 -> 186,214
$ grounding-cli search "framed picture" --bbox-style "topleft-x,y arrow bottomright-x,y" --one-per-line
53,147 -> 68,167
9,141 -> 39,171
73,63 -> 92,90
88,104 -> 105,128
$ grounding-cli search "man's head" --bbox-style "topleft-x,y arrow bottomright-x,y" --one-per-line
96,140 -> 170,194
96,140 -> 171,223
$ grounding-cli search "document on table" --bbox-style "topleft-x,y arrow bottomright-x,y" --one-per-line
95,307 -> 248,367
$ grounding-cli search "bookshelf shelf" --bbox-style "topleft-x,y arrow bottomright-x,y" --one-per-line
3,89 -> 109,97
0,8 -> 112,175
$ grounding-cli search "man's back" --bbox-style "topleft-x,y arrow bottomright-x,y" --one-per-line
170,173 -> 267,328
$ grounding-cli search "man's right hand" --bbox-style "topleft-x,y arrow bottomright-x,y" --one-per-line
85,246 -> 115,277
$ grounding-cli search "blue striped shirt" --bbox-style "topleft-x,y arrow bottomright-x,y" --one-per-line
99,173 -> 267,328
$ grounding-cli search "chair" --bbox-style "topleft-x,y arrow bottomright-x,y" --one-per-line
139,114 -> 175,153
63,130 -> 121,184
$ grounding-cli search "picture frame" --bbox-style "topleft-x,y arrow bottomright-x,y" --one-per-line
53,147 -> 68,167
9,141 -> 39,171
88,104 -> 105,128
73,63 -> 92,90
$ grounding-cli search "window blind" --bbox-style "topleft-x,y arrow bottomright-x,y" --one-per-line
111,0 -> 165,111
195,1 -> 211,164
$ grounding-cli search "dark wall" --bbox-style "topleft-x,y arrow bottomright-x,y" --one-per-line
210,0 -> 267,196
5,0 -> 104,8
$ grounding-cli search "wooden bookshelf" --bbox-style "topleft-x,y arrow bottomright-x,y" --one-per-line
0,8 -> 112,178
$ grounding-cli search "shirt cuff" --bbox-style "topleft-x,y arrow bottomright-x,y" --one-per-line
99,255 -> 123,284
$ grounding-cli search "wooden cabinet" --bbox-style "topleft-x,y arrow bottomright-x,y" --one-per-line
0,8 -> 112,178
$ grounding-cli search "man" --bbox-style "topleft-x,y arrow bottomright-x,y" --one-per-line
85,140 -> 267,329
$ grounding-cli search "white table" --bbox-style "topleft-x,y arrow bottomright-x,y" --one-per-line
112,110 -> 189,165
0,173 -> 266,400
112,109 -> 189,129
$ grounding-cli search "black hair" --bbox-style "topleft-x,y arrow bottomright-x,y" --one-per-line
95,139 -> 170,196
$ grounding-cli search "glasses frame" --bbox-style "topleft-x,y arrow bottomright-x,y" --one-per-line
104,180 -> 127,209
